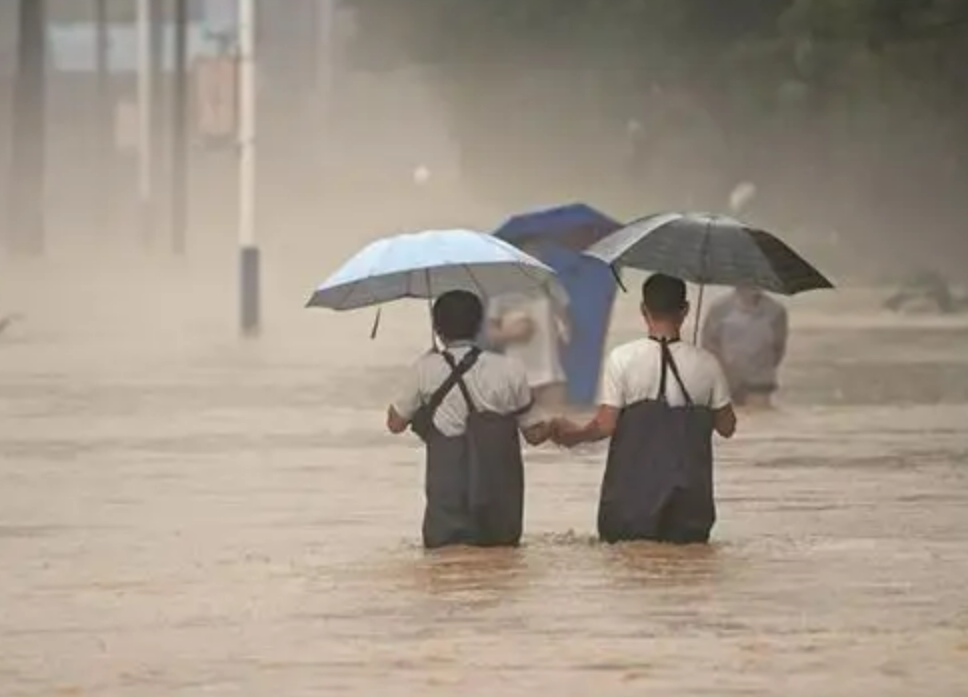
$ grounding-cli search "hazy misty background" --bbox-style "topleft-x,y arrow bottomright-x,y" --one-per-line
2,6 -> 967,695
1,0 -> 967,337
343,0 -> 968,280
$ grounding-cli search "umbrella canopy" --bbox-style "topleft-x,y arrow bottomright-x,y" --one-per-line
493,203 -> 622,251
306,228 -> 557,311
584,212 -> 833,295
491,203 -> 622,406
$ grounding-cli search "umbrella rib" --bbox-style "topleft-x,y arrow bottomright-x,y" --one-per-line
508,258 -> 549,290
747,229 -> 833,294
745,229 -> 786,293
472,236 -> 551,294
324,236 -> 397,310
461,263 -> 489,299
335,274 -> 361,310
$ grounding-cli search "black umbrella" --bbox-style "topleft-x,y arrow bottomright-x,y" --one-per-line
584,211 -> 834,339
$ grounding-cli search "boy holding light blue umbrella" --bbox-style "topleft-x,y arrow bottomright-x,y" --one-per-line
307,229 -> 557,548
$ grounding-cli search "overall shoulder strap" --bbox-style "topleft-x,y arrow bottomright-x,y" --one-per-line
656,339 -> 670,403
441,349 -> 480,413
652,337 -> 694,405
662,342 -> 694,406
427,348 -> 481,415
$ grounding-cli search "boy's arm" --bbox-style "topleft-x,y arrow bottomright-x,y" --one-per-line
387,367 -> 421,434
509,363 -> 551,445
553,349 -> 622,447
709,357 -> 737,438
553,405 -> 619,447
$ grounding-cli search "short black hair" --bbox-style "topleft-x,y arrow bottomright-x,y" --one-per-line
432,290 -> 483,342
641,273 -> 687,317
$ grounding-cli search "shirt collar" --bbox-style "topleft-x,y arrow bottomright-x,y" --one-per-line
441,340 -> 476,351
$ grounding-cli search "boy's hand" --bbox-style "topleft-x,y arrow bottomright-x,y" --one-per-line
550,417 -> 584,448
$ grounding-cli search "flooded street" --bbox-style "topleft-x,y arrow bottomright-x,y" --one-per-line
1,264 -> 967,696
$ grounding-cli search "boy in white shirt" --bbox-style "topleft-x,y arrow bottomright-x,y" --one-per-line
387,290 -> 551,549
553,274 -> 737,544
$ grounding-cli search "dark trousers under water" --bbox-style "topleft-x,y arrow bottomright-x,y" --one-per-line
598,339 -> 717,545
598,480 -> 713,545
422,411 -> 525,550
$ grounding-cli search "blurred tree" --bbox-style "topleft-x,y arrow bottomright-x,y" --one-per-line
342,0 -> 968,268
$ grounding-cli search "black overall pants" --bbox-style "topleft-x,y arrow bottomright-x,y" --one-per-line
598,338 -> 717,544
411,349 -> 526,549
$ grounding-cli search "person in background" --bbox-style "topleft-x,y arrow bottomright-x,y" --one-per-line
701,286 -> 788,409
486,281 -> 571,413
552,274 -> 736,545
386,290 -> 552,550
486,242 -> 572,414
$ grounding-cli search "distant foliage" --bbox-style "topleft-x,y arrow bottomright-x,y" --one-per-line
342,0 -> 968,267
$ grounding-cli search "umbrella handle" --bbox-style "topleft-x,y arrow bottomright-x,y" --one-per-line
370,307 -> 382,340
610,265 -> 628,293
425,269 -> 438,350
692,221 -> 711,344
692,283 -> 706,344
426,299 -> 438,350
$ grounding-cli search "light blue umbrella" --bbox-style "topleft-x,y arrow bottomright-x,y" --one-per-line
307,227 -> 557,313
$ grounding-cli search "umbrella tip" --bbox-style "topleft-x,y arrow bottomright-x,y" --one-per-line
610,265 -> 628,293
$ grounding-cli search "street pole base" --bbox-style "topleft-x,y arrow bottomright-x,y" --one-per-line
240,245 -> 260,337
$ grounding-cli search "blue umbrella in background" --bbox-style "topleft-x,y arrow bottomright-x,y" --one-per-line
493,202 -> 621,250
491,203 -> 624,406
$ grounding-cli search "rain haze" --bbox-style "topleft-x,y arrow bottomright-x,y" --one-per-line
0,1 -> 966,695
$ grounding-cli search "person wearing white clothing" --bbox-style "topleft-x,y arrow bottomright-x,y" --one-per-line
486,279 -> 571,413
553,274 -> 736,544
387,290 -> 551,549
701,286 -> 788,408
599,334 -> 732,411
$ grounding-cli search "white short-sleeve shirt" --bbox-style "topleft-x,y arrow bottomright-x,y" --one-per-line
392,343 -> 544,437
599,338 -> 731,410
487,289 -> 568,389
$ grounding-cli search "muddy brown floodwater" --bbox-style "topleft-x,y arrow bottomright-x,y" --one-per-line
0,269 -> 966,696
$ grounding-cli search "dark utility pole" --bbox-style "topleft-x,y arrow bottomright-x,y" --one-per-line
138,0 -> 165,250
94,0 -> 110,227
172,0 -> 189,255
6,0 -> 48,256
149,0 -> 165,248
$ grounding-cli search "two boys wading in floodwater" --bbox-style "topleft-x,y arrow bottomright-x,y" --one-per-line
387,276 -> 737,550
